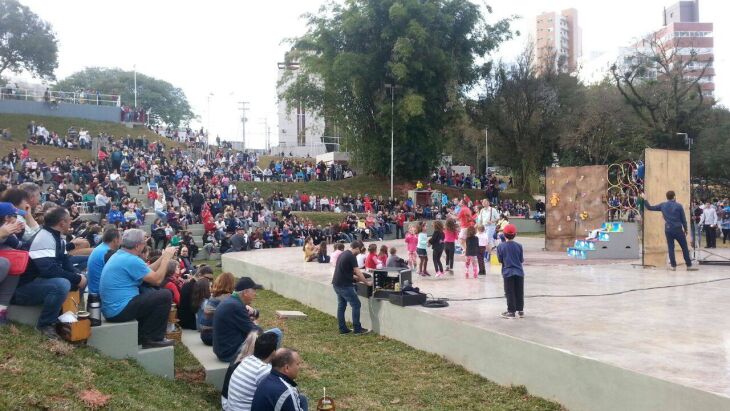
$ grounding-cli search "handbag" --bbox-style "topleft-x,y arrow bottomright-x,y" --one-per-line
0,249 -> 30,276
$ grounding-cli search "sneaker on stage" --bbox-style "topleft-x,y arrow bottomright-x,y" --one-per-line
500,311 -> 516,319
517,311 -> 525,318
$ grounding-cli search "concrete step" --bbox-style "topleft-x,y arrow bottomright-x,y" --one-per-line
88,320 -> 139,359
7,304 -> 42,327
135,345 -> 174,379
181,329 -> 227,390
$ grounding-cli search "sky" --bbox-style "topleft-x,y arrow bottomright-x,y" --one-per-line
16,0 -> 729,149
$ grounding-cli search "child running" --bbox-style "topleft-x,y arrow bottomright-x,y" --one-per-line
429,220 -> 445,277
443,218 -> 458,273
464,226 -> 480,279
496,224 -> 524,319
416,222 -> 430,276
404,224 -> 418,270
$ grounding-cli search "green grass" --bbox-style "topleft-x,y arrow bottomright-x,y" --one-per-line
0,113 -> 187,161
237,175 -> 534,203
0,323 -> 219,410
185,260 -> 562,410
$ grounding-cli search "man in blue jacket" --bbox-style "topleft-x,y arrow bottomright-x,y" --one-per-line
106,204 -> 126,226
251,348 -> 308,411
13,207 -> 87,339
642,191 -> 697,271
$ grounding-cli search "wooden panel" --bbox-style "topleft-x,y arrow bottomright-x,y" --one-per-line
643,149 -> 691,267
575,165 -> 609,237
545,167 -> 578,251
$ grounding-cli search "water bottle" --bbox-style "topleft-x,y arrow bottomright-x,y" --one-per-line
88,293 -> 102,327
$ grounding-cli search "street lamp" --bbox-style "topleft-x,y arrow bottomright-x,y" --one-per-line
677,132 -> 692,150
384,83 -> 401,200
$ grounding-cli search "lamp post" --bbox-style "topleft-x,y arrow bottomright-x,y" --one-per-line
485,127 -> 489,175
385,83 -> 401,200
133,65 -> 137,108
677,132 -> 692,150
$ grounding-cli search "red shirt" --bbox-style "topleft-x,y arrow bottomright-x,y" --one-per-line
365,252 -> 380,270
164,282 -> 180,305
458,207 -> 473,228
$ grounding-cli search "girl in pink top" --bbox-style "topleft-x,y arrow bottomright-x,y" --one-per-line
443,218 -> 458,272
404,225 -> 419,270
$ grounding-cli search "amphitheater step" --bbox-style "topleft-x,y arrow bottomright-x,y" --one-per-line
135,345 -> 174,379
7,304 -> 42,327
88,320 -> 139,359
181,329 -> 228,390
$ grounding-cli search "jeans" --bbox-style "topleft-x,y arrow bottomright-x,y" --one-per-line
395,225 -> 404,239
503,275 -> 524,313
703,225 -> 717,248
665,229 -> 692,268
12,277 -> 71,327
106,289 -> 171,343
333,285 -> 362,332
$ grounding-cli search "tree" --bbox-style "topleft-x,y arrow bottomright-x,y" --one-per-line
693,107 -> 730,182
56,67 -> 194,126
610,35 -> 713,148
0,0 -> 58,80
559,81 -> 646,166
278,0 -> 513,180
476,47 -> 563,194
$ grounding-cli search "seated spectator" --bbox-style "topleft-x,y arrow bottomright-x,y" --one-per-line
178,265 -> 214,330
199,272 -> 235,345
225,331 -> 278,411
107,204 -> 126,226
12,207 -> 87,339
316,242 -> 330,264
213,277 -> 282,362
251,348 -> 308,411
86,226 -> 121,295
99,229 -> 177,348
386,247 -> 408,268
0,203 -> 27,325
302,237 -> 316,262
161,260 -> 181,306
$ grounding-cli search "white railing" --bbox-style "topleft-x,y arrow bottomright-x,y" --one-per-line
0,87 -> 121,107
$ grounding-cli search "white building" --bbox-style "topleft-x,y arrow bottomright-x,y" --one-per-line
274,62 -> 333,157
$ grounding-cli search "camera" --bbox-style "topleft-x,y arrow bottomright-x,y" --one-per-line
249,308 -> 260,320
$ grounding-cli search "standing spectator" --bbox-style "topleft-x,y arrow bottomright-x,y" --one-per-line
641,191 -> 697,271
331,240 -> 371,335
699,200 -> 718,249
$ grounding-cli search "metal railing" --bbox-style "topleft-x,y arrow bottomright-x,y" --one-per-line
0,87 -> 121,107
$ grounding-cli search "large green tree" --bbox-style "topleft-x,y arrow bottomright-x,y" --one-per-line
0,0 -> 58,80
56,67 -> 194,126
279,0 -> 513,179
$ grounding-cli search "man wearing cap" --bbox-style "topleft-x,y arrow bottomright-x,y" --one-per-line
13,207 -> 87,339
213,277 -> 282,362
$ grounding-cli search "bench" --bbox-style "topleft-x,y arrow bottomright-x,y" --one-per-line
181,329 -> 228,390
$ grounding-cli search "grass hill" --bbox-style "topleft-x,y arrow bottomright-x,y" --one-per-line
0,113 -> 187,161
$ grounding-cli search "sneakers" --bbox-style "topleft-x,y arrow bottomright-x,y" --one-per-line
435,271 -> 444,278
686,266 -> 698,271
517,311 -> 525,318
353,328 -> 370,335
422,271 -> 431,277
0,308 -> 7,326
339,329 -> 352,335
38,325 -> 61,340
500,311 -> 516,319
668,266 -> 677,271
141,338 -> 176,349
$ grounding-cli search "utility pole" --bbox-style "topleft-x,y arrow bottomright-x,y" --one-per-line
485,127 -> 489,175
133,64 -> 138,108
237,101 -> 249,149
260,118 -> 271,153
385,83 -> 401,200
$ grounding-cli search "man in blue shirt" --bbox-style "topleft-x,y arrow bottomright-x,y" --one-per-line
86,227 -> 120,295
100,228 -> 178,348
642,191 -> 697,271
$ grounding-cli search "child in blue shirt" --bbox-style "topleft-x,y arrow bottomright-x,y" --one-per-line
496,224 -> 524,319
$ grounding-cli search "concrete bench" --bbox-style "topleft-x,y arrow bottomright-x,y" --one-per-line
7,304 -> 174,379
181,329 -> 228,390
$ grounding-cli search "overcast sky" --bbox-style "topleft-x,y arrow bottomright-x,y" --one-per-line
18,0 -> 727,148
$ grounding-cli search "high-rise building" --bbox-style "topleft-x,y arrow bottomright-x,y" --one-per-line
535,8 -> 582,73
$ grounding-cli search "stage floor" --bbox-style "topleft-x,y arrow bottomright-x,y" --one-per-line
225,237 -> 730,399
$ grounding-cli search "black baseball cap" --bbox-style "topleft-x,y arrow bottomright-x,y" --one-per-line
235,277 -> 263,291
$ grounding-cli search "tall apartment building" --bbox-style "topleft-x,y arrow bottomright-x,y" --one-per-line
535,8 -> 582,73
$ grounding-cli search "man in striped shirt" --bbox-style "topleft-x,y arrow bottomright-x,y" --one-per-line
225,332 -> 278,411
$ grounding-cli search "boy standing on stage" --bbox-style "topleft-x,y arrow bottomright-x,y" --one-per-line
496,224 -> 524,319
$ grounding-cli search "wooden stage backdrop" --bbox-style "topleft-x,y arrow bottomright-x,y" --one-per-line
643,149 -> 691,267
545,165 -> 608,251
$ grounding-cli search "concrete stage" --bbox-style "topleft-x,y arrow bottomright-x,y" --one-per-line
222,238 -> 730,411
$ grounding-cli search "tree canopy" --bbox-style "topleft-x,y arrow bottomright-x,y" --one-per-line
279,0 -> 513,180
0,0 -> 58,80
56,67 -> 194,126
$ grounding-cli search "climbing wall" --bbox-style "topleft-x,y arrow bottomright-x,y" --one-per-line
643,149 -> 691,267
545,166 -> 608,251
575,166 -> 609,237
545,167 -> 578,251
